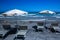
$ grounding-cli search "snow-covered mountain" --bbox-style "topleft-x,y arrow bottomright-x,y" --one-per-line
2,9 -> 28,16
39,10 -> 56,14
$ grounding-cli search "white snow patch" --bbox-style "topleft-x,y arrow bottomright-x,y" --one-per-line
2,9 -> 28,16
39,10 -> 56,14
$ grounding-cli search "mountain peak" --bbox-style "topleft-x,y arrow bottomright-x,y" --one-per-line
2,9 -> 28,16
39,10 -> 56,14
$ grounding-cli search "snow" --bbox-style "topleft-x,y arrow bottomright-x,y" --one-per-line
20,19 -> 46,21
2,9 -> 28,16
39,10 -> 56,14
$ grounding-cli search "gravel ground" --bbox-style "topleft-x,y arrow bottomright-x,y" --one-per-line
3,29 -> 60,40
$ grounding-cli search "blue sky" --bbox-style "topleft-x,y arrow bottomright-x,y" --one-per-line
0,0 -> 60,12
